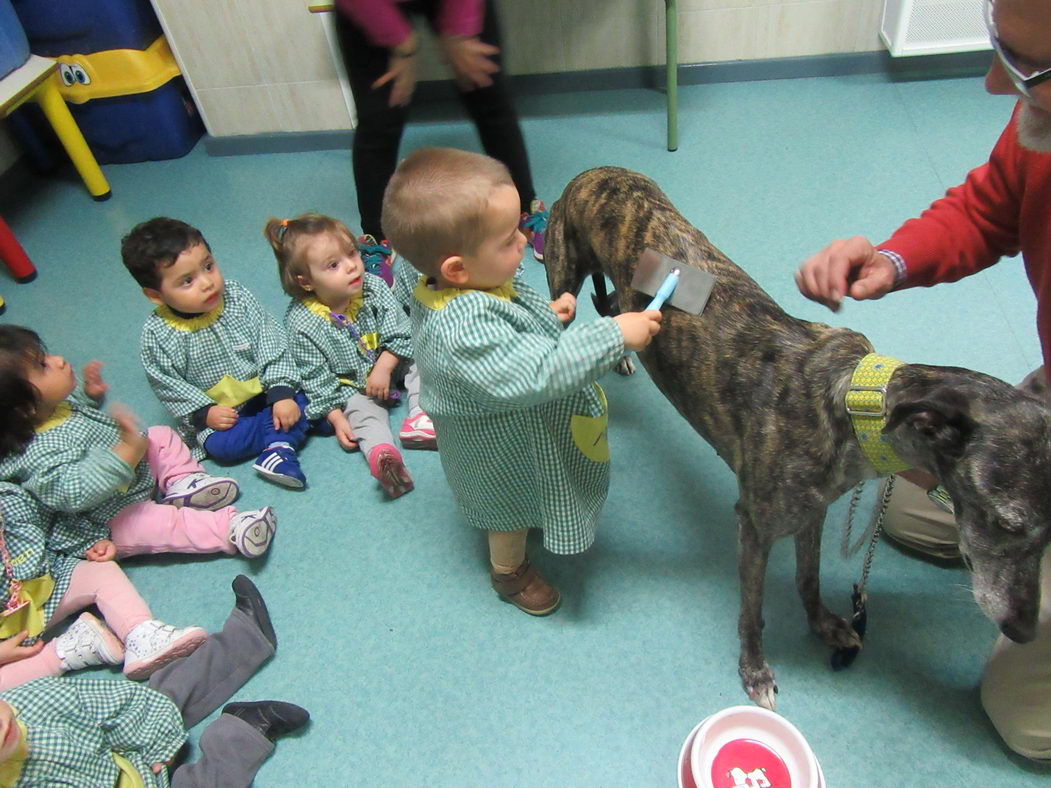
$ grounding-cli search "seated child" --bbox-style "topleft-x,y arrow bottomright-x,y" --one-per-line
121,217 -> 310,489
265,213 -> 436,499
381,147 -> 662,615
0,326 -> 276,561
0,575 -> 309,787
0,482 -> 207,684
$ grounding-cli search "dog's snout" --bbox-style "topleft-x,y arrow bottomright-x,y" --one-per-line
1000,617 -> 1037,644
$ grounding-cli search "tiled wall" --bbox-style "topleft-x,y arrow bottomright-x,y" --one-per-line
154,0 -> 886,138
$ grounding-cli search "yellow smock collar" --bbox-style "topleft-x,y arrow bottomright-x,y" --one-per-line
302,295 -> 364,322
413,277 -> 517,311
35,402 -> 72,433
154,298 -> 224,331
845,353 -> 910,474
0,718 -> 29,787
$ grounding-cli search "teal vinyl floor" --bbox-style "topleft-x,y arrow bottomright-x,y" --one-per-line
3,71 -> 1050,786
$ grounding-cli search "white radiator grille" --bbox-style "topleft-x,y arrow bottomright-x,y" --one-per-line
881,0 -> 993,57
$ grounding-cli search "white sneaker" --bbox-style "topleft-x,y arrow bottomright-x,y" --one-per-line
229,507 -> 277,558
161,472 -> 240,510
123,620 -> 209,681
54,612 -> 124,672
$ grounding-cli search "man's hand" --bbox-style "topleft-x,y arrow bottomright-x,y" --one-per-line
549,292 -> 577,324
271,399 -> 301,432
614,310 -> 662,352
439,35 -> 500,90
82,361 -> 108,401
373,33 -> 419,107
206,405 -> 238,431
327,409 -> 358,451
794,236 -> 897,312
86,539 -> 117,562
0,632 -> 44,666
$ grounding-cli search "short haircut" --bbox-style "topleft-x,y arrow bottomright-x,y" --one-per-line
382,147 -> 514,276
0,325 -> 48,459
121,217 -> 209,290
263,213 -> 358,300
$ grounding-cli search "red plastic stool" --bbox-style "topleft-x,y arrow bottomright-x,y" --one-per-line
0,216 -> 36,283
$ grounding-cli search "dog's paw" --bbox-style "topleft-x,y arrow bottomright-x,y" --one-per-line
811,609 -> 862,651
615,355 -> 636,376
740,662 -> 778,711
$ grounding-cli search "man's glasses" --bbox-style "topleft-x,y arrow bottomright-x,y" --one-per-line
984,0 -> 1051,98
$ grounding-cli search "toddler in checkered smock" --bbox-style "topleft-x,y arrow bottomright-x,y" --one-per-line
382,148 -> 662,615
265,213 -> 437,500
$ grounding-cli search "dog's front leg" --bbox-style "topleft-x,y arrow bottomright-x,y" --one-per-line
794,513 -> 862,651
736,500 -> 778,710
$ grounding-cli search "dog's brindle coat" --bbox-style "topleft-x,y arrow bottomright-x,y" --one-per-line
545,166 -> 1051,709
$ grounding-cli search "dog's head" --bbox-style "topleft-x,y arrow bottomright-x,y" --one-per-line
885,369 -> 1051,643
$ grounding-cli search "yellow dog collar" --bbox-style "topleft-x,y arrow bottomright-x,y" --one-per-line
846,353 -> 910,474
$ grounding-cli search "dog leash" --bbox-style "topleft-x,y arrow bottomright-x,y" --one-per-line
831,475 -> 895,670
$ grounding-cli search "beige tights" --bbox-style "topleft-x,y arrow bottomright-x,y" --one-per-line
488,529 -> 528,574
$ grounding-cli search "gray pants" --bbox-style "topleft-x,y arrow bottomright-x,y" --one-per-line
148,605 -> 276,786
883,366 -> 1051,760
344,361 -> 423,457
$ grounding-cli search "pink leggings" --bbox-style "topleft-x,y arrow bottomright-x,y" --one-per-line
110,426 -> 237,557
0,561 -> 152,690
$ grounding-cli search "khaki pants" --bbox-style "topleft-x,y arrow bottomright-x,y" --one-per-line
882,366 -> 1051,760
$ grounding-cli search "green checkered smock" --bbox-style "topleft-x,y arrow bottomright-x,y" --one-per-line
2,677 -> 185,787
411,275 -> 624,554
284,273 -> 413,420
139,279 -> 300,450
391,256 -> 419,314
0,390 -> 151,526
0,483 -> 83,644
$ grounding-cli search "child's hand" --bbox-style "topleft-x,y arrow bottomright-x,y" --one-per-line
550,292 -> 576,324
271,398 -> 301,432
614,310 -> 662,352
151,761 -> 173,775
111,405 -> 148,467
327,409 -> 358,451
207,405 -> 239,431
86,539 -> 117,562
365,368 -> 392,401
82,361 -> 108,401
0,632 -> 44,666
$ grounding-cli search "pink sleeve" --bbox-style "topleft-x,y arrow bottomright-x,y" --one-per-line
336,0 -> 413,49
880,110 -> 1023,289
437,0 -> 485,38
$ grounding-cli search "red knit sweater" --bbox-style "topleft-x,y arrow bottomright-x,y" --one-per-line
878,104 -> 1051,373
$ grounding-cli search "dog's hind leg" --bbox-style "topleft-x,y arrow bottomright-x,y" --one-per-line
735,500 -> 778,710
794,513 -> 862,651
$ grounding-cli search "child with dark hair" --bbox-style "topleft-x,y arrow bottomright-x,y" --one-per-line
264,213 -> 435,499
0,325 -> 277,563
121,217 -> 310,489
0,575 -> 309,787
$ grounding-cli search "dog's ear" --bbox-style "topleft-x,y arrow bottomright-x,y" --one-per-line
885,388 -> 977,460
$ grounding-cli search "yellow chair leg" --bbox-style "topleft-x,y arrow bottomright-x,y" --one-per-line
32,81 -> 111,201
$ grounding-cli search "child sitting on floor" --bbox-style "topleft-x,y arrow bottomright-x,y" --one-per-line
0,326 -> 276,561
0,482 -> 207,684
265,213 -> 436,499
382,147 -> 661,614
121,217 -> 310,489
0,575 -> 309,787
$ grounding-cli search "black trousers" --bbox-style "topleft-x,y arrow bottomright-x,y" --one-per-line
335,0 -> 536,238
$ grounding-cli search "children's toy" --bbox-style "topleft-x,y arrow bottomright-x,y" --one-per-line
678,705 -> 825,788
0,0 -> 28,80
632,248 -> 715,314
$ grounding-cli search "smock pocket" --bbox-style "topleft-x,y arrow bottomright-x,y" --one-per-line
571,384 -> 609,463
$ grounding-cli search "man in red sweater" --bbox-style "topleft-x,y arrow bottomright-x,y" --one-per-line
796,0 -> 1051,760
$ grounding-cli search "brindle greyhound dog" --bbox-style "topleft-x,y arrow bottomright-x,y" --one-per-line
545,166 -> 1051,709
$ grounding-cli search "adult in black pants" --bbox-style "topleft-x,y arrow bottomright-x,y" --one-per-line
334,0 -> 545,273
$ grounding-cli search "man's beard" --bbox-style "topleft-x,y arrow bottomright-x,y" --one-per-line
1017,102 -> 1051,153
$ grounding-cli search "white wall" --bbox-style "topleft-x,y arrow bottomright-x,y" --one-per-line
151,0 -> 885,137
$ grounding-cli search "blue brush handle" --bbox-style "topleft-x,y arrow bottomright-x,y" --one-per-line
645,269 -> 680,311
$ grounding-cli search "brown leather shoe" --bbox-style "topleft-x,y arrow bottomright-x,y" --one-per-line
490,558 -> 561,616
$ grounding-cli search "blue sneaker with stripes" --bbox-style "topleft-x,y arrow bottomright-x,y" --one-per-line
252,445 -> 306,489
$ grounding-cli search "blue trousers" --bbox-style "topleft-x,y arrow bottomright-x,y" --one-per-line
204,393 -> 309,463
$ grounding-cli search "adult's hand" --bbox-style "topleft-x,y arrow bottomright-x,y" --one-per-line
373,33 -> 420,107
794,236 -> 897,312
439,35 -> 500,90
